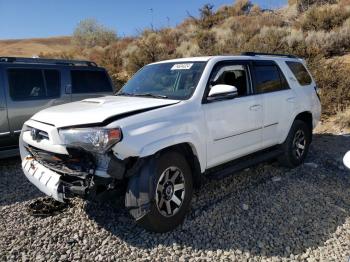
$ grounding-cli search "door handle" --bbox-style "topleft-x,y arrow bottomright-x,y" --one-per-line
287,97 -> 296,103
250,105 -> 262,111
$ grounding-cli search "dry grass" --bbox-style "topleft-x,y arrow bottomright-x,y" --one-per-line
0,36 -> 73,57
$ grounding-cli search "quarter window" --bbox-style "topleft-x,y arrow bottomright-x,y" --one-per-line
8,69 -> 60,101
286,61 -> 312,86
254,65 -> 288,94
71,70 -> 112,93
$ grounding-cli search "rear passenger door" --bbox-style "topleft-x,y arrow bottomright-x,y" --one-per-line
5,66 -> 66,136
69,69 -> 114,102
251,60 -> 297,148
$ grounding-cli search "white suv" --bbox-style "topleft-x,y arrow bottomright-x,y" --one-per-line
20,53 -> 321,232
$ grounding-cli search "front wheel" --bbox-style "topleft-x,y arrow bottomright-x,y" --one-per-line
134,151 -> 193,232
278,120 -> 312,168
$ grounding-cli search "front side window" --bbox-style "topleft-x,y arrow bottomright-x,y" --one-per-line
286,61 -> 312,86
119,62 -> 206,100
254,65 -> 288,94
8,68 -> 60,101
208,64 -> 250,97
71,70 -> 112,94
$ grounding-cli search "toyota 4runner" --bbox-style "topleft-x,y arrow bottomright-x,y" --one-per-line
20,53 -> 321,232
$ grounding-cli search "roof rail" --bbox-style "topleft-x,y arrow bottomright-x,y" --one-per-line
0,57 -> 98,67
241,52 -> 298,59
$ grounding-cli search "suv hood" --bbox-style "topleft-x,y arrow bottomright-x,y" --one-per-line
31,96 -> 180,128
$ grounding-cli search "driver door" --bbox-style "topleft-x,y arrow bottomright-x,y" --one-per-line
203,61 -> 263,168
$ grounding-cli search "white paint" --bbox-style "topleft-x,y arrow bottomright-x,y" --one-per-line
20,55 -> 322,200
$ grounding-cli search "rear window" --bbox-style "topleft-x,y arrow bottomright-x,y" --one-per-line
286,61 -> 312,86
253,65 -> 289,94
71,70 -> 112,94
8,68 -> 60,101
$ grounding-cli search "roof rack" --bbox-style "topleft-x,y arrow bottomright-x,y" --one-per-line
0,57 -> 98,67
241,52 -> 298,59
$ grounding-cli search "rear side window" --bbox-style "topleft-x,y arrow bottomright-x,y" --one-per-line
286,61 -> 312,86
71,70 -> 112,93
44,70 -> 60,97
253,65 -> 289,94
8,68 -> 60,101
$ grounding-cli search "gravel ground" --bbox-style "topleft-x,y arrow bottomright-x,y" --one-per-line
1,132 -> 350,262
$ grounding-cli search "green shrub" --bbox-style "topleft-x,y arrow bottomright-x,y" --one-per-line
73,18 -> 117,48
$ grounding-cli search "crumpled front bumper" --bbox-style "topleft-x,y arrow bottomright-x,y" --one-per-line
22,156 -> 64,202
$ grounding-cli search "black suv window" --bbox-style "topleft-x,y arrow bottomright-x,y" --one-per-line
286,61 -> 312,86
71,70 -> 112,93
253,63 -> 289,94
8,69 -> 60,101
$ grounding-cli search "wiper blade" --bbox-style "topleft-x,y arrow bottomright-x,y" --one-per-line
134,93 -> 168,99
115,92 -> 135,97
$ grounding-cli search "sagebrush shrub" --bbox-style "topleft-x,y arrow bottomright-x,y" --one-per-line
308,57 -> 350,115
299,5 -> 350,31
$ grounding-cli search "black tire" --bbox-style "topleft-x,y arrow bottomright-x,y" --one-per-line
278,120 -> 312,168
134,151 -> 193,233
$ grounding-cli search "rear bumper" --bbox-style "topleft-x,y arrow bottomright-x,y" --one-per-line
22,156 -> 64,202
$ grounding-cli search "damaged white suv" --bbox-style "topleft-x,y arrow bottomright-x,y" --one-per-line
20,53 -> 321,232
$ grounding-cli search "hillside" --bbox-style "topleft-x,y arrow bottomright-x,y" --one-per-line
0,36 -> 73,57
0,0 -> 349,119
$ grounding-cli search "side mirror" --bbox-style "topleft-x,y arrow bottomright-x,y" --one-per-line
344,151 -> 350,170
208,84 -> 238,102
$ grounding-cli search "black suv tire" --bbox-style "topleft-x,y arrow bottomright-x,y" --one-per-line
278,120 -> 312,168
134,151 -> 193,232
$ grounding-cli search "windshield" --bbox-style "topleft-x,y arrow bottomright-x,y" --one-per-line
118,62 -> 206,100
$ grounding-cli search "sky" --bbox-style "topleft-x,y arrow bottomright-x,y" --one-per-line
0,0 -> 287,40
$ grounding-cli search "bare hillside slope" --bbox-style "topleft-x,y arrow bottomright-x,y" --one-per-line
0,36 -> 72,57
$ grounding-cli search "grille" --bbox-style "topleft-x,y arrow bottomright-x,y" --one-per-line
28,126 -> 49,141
26,145 -> 95,177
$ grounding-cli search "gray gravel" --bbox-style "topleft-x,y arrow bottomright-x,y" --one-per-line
1,133 -> 350,262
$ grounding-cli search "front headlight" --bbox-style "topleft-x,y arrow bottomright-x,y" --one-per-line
59,127 -> 122,154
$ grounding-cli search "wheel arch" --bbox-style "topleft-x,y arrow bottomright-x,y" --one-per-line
294,111 -> 313,141
281,111 -> 313,144
156,143 -> 203,189
125,142 -> 202,221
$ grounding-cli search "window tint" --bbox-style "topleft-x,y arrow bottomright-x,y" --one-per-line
254,65 -> 287,94
209,64 -> 250,97
8,68 -> 60,101
71,70 -> 112,93
286,61 -> 312,86
44,70 -> 60,97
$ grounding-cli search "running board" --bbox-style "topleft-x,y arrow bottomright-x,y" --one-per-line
206,147 -> 283,180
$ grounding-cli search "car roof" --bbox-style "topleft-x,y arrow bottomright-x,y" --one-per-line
0,57 -> 104,69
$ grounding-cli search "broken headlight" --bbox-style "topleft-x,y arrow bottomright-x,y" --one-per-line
59,127 -> 122,154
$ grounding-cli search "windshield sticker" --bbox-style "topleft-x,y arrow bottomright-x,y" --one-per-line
171,63 -> 193,70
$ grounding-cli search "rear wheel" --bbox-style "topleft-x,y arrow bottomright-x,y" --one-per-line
278,120 -> 312,168
135,151 -> 193,232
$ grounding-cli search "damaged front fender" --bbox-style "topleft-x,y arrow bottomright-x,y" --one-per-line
124,156 -> 157,220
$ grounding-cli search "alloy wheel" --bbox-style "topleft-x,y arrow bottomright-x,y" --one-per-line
156,166 -> 185,217
293,129 -> 306,159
